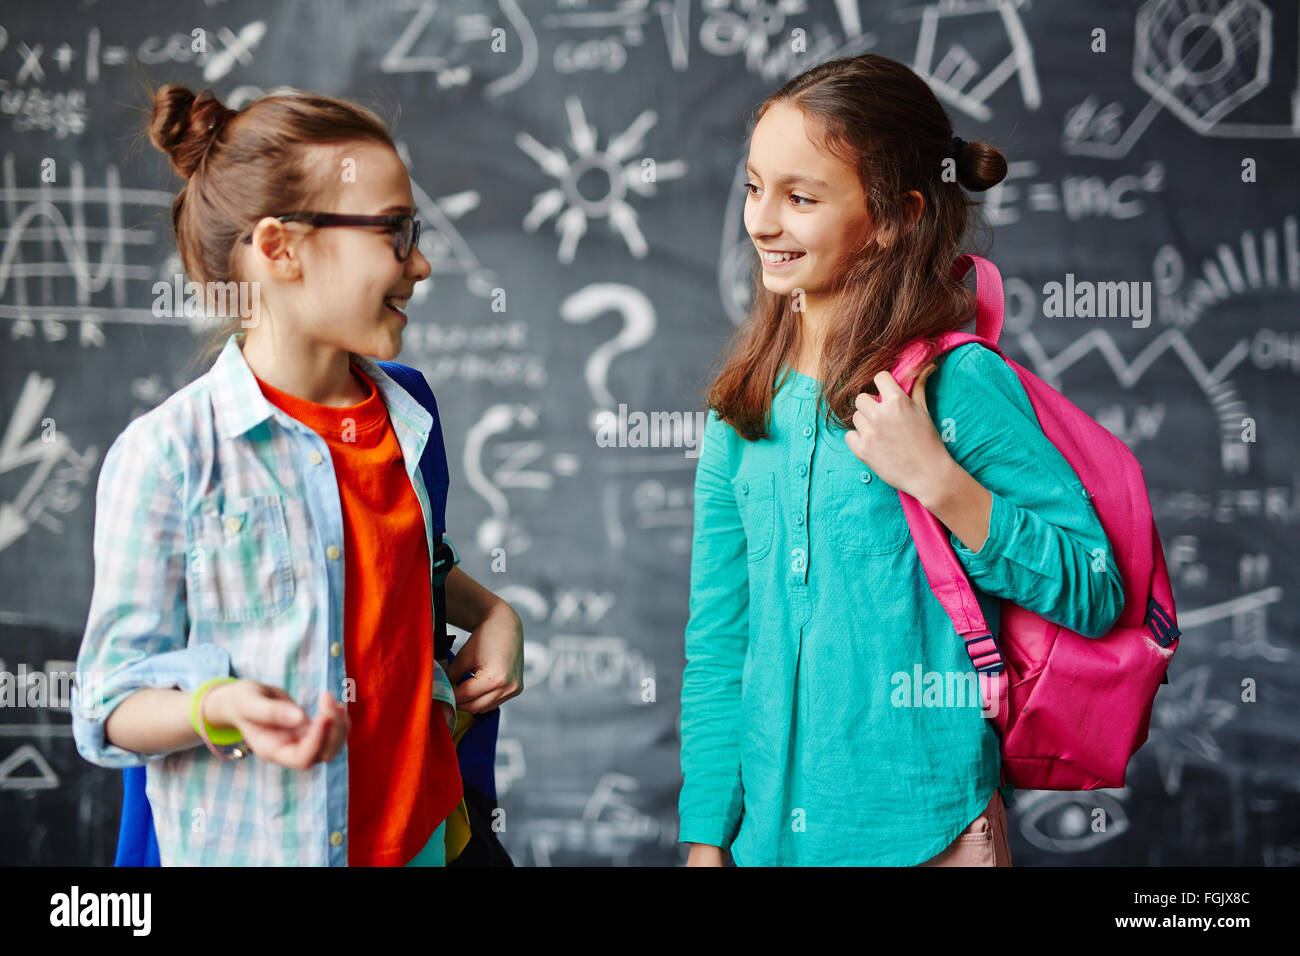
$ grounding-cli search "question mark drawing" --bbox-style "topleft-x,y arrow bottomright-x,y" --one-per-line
464,404 -> 543,554
559,283 -> 656,432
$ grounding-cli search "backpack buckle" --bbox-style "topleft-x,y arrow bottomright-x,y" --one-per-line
1144,597 -> 1180,648
965,632 -> 1004,676
431,540 -> 456,587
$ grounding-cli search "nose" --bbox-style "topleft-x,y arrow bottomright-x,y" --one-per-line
745,189 -> 781,243
406,243 -> 431,283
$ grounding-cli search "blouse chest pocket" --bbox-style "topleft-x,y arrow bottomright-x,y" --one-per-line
733,471 -> 776,562
187,494 -> 296,622
820,467 -> 911,556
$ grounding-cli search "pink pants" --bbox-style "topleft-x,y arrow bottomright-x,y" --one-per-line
916,790 -> 1013,867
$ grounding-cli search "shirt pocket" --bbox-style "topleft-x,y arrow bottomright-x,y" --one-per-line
732,471 -> 776,562
187,494 -> 296,622
822,467 -> 910,556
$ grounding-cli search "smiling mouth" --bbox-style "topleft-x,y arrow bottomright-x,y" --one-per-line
383,296 -> 410,319
761,250 -> 806,265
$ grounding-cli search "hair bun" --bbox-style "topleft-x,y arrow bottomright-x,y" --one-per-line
148,84 -> 235,179
954,138 -> 1008,193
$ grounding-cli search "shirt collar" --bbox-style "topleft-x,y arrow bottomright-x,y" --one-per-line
209,332 -> 432,442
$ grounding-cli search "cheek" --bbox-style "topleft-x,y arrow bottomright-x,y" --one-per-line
797,217 -> 837,255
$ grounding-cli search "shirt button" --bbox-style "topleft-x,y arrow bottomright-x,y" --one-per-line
308,450 -> 324,465
794,514 -> 804,525
797,464 -> 808,477
224,516 -> 243,533
330,642 -> 341,658
330,831 -> 343,847
742,481 -> 750,495
326,545 -> 341,560
860,471 -> 872,483
802,425 -> 813,438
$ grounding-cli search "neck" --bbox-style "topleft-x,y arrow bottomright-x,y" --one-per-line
791,293 -> 834,377
240,325 -> 367,407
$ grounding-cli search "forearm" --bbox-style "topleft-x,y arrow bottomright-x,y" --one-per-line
443,565 -> 512,633
918,455 -> 992,554
918,456 -> 1123,638
104,687 -> 213,756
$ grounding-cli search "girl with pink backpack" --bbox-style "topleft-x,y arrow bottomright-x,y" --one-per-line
679,54 -> 1178,867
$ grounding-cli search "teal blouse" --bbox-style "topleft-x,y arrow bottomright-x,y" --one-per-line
678,342 -> 1125,865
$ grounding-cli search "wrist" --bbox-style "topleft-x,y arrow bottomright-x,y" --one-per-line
916,452 -> 962,512
198,681 -> 238,731
688,843 -> 725,859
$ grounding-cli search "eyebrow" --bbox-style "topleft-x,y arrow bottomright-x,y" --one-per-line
744,163 -> 830,190
380,204 -> 416,214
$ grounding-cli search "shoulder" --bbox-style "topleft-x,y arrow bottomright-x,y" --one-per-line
105,370 -> 218,487
694,407 -> 748,481
927,341 -> 1035,423
932,341 -> 1007,382
702,406 -> 746,451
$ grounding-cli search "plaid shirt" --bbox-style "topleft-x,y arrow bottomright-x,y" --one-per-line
72,332 -> 460,866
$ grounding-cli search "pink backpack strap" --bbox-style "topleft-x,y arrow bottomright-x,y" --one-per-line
897,490 -> 1003,674
956,253 -> 1005,344
889,255 -> 1009,678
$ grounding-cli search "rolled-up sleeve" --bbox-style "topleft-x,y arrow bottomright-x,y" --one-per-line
73,425 -> 231,768
926,345 -> 1125,640
678,410 -> 749,849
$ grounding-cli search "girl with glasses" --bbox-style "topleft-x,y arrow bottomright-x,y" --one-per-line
72,85 -> 524,866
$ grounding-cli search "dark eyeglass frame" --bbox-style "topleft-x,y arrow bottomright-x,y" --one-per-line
240,212 -> 421,261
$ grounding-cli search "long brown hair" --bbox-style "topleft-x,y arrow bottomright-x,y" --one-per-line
707,54 -> 1008,441
144,85 -> 396,370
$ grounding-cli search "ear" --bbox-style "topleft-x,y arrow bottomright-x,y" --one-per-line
899,190 -> 925,236
246,217 -> 305,282
873,192 -> 926,249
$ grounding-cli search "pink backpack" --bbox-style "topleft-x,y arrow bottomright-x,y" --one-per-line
891,254 -> 1180,791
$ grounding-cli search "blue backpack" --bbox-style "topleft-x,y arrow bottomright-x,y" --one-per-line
114,362 -> 505,866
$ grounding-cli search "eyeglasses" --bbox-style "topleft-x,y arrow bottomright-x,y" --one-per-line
240,212 -> 422,261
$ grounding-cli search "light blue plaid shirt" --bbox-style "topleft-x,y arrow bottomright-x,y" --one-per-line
73,332 -> 460,866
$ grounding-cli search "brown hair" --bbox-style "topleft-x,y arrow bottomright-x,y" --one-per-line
145,84 -> 397,369
706,54 -> 1009,441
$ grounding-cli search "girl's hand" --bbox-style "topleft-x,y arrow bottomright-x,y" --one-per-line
306,691 -> 350,765
445,601 -> 524,713
844,362 -> 951,502
203,680 -> 350,770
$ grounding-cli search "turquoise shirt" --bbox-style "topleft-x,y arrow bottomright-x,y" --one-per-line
678,341 -> 1125,865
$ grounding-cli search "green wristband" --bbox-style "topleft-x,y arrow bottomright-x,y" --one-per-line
191,677 -> 243,745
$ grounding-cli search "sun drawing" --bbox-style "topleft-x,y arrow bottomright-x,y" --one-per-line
517,96 -> 687,263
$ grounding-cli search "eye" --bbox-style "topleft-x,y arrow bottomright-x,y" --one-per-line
742,182 -> 814,206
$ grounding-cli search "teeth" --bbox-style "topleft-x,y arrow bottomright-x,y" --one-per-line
764,251 -> 804,263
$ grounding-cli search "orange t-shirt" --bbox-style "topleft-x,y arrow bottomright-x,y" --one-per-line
255,362 -> 462,866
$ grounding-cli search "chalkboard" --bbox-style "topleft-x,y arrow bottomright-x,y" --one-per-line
1,0 -> 1297,867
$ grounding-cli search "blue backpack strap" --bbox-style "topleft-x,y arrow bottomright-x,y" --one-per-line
378,361 -> 458,660
376,361 -> 449,537
377,361 -> 501,807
